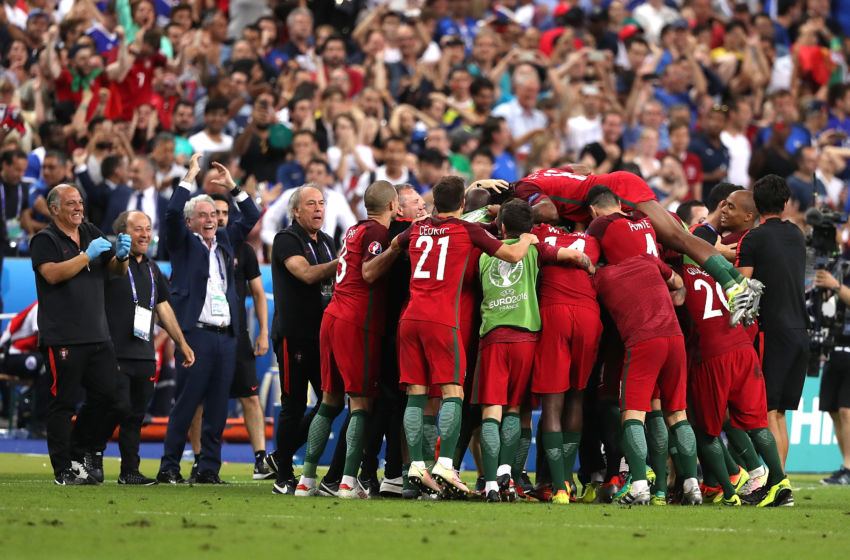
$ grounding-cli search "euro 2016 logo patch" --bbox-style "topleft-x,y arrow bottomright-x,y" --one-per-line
489,260 -> 524,288
368,241 -> 383,255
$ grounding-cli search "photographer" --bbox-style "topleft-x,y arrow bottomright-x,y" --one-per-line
812,267 -> 850,485
232,91 -> 289,184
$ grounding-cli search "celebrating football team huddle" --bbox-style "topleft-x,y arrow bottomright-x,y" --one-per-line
269,167 -> 794,508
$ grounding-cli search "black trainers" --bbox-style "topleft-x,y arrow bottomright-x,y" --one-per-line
474,475 -> 485,496
821,466 -> 850,485
357,474 -> 380,497
486,489 -> 501,503
118,470 -> 158,486
263,450 -> 281,475
194,471 -> 227,484
319,477 -> 340,497
188,461 -> 199,484
253,458 -> 274,480
740,485 -> 768,506
83,451 -> 104,483
272,476 -> 297,495
55,467 -> 97,486
156,469 -> 186,484
70,460 -> 99,485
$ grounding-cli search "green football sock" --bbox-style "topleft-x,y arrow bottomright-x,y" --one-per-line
542,431 -> 566,492
402,463 -> 411,490
562,430 -> 581,483
747,428 -> 786,485
480,418 -> 501,483
645,411 -> 668,493
724,422 -> 762,472
423,415 -> 439,467
342,410 -> 368,478
404,394 -> 427,463
702,254 -> 736,290
696,442 -> 719,487
302,403 -> 343,479
500,413 -> 521,471
670,420 -> 698,479
722,437 -> 742,474
722,257 -> 745,284
621,419 -> 648,482
437,397 -> 463,464
510,422 -> 530,480
696,431 -> 736,499
668,433 -> 685,482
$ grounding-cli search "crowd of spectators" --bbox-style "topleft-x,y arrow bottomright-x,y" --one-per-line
1,0 -> 850,264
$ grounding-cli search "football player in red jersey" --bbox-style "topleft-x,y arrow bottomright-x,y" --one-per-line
529,222 -> 602,499
681,262 -> 791,507
586,185 -> 702,506
294,181 -> 398,499
373,176 -> 538,496
505,168 -> 762,325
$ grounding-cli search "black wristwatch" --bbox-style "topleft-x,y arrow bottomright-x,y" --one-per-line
230,186 -> 241,197
117,254 -> 130,262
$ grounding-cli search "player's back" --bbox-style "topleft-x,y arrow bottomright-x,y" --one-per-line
587,211 -> 659,265
398,216 -> 501,329
594,254 -> 681,347
325,220 -> 389,333
515,168 -> 592,223
531,223 -> 599,309
681,263 -> 752,361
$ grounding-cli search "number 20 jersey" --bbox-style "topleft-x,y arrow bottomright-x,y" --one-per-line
681,263 -> 752,361
325,220 -> 390,333
396,216 -> 502,329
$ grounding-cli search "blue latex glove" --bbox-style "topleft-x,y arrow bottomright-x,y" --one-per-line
85,237 -> 113,261
116,233 -> 131,259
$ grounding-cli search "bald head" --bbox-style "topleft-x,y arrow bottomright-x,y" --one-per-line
721,190 -> 756,232
464,187 -> 490,213
364,180 -> 398,215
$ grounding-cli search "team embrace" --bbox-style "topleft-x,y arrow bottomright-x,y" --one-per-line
278,168 -> 790,508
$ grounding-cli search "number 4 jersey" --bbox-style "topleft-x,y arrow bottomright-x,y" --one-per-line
324,219 -> 390,333
396,216 -> 503,329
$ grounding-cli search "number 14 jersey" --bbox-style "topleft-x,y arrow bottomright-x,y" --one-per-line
396,216 -> 502,329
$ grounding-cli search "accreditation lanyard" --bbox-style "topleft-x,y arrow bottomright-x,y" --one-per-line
0,183 -> 22,220
305,238 -> 333,265
128,261 -> 156,341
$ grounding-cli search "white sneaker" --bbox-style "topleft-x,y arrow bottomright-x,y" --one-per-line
617,487 -> 650,505
338,479 -> 370,499
740,466 -> 768,496
294,478 -> 318,497
431,462 -> 470,496
379,476 -> 403,497
682,486 -> 703,506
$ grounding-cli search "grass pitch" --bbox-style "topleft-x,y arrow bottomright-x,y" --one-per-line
0,453 -> 848,559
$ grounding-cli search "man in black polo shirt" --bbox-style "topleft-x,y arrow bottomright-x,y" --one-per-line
267,183 -> 337,494
102,210 -> 195,485
735,174 -> 807,502
29,184 -> 131,485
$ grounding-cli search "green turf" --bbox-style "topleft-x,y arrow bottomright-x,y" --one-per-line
1,453 -> 848,559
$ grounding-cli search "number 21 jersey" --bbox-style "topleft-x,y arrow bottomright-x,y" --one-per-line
396,216 -> 503,329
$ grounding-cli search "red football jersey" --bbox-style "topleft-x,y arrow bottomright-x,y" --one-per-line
594,254 -> 681,347
681,263 -> 752,361
515,168 -> 657,224
325,220 -> 390,333
586,211 -> 660,265
106,50 -> 167,120
397,216 -> 502,328
531,223 -> 599,310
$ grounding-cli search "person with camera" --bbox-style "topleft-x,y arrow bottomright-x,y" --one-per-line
735,175 -> 808,480
812,268 -> 850,485
233,91 -> 289,184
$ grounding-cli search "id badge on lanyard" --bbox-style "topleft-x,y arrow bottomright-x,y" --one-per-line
129,263 -> 156,341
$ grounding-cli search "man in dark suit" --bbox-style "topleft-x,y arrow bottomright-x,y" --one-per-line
76,155 -> 170,260
156,154 -> 260,484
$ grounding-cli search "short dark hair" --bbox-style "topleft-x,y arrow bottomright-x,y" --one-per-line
586,184 -> 619,209
319,33 -> 346,55
209,192 -> 230,203
625,36 -> 648,51
306,157 -> 331,174
431,175 -> 465,213
44,149 -> 68,166
497,199 -> 533,237
675,199 -> 707,225
470,76 -> 494,97
101,154 -> 124,180
707,181 -> 743,212
827,83 -> 848,108
205,97 -> 229,114
469,148 -> 494,163
292,129 -> 316,143
419,148 -> 446,167
384,135 -> 407,149
174,99 -> 194,114
0,148 -> 27,167
752,174 -> 791,215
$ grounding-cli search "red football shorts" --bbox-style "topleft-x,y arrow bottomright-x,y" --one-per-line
320,314 -> 381,397
533,304 -> 602,394
690,347 -> 767,436
584,171 -> 657,209
472,341 -> 535,406
398,319 -> 465,387
620,335 -> 687,412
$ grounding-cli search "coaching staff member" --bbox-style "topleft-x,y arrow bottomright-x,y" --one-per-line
267,183 -> 337,495
736,174 -> 808,471
103,210 -> 195,485
156,155 -> 260,484
30,184 -> 131,485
